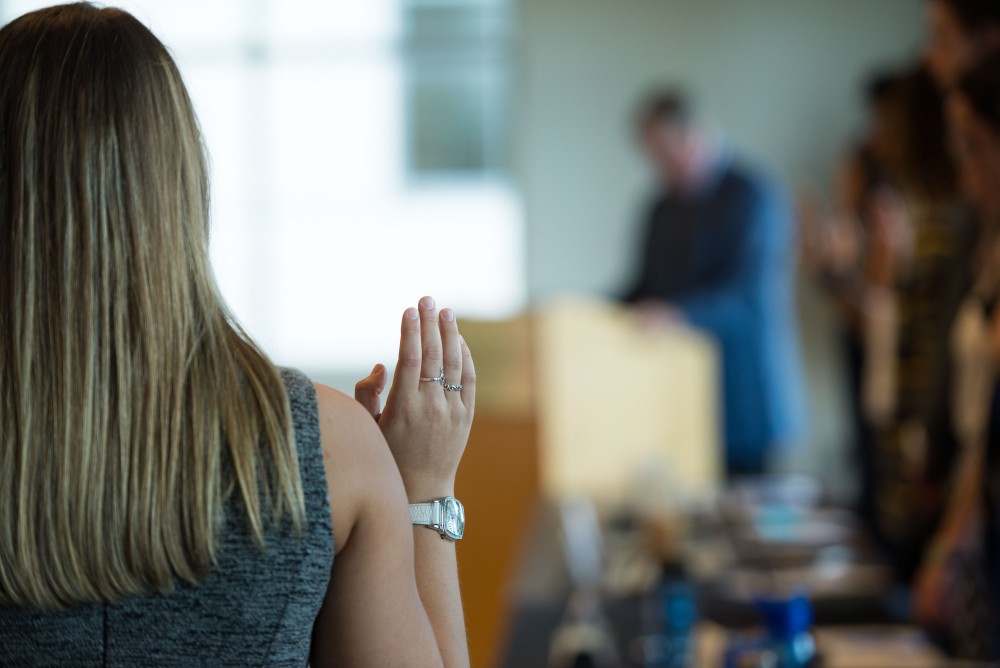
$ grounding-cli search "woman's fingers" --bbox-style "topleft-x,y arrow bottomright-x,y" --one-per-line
418,296 -> 444,389
394,306 -> 422,388
391,297 -> 468,407
460,335 -> 476,410
439,308 -> 463,398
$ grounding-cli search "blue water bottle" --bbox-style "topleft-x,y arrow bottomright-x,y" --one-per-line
722,594 -> 817,668
755,593 -> 816,668
642,580 -> 697,668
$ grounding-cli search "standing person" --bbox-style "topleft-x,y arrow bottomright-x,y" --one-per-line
797,71 -> 897,535
622,90 -> 805,476
0,4 -> 474,667
855,67 -> 976,585
912,52 -> 1000,661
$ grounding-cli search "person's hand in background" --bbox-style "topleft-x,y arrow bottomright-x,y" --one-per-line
866,187 -> 912,288
629,299 -> 685,335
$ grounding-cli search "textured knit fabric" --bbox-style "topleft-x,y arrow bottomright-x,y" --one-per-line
0,367 -> 335,667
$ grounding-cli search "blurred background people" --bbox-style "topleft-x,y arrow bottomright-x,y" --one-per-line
855,66 -> 975,586
797,71 -> 902,546
902,2 -> 1000,661
798,5 -> 1000,642
909,52 -> 1000,662
622,91 -> 805,477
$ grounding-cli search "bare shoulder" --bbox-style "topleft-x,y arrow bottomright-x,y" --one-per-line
312,382 -> 384,451
312,382 -> 406,553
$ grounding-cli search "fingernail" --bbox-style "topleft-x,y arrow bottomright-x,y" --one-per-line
420,296 -> 435,310
405,307 -> 418,320
441,308 -> 454,322
371,364 -> 380,375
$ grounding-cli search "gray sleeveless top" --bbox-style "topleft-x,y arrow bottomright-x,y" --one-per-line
0,368 -> 335,666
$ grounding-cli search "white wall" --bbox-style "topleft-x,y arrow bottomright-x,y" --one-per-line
516,0 -> 925,299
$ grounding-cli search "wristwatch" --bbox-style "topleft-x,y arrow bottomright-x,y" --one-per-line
409,496 -> 465,541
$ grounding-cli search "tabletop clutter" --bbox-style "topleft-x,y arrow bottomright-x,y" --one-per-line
538,475 -> 948,668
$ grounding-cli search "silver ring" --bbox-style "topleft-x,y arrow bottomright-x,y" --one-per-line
420,367 -> 445,383
420,366 -> 461,391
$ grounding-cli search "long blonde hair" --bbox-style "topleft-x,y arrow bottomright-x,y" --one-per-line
0,3 -> 304,609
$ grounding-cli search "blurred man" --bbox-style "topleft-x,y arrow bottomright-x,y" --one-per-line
623,91 -> 804,476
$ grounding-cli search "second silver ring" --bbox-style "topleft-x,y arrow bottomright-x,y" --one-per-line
420,366 -> 462,391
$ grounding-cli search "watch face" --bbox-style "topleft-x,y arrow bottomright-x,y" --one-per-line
443,498 -> 465,540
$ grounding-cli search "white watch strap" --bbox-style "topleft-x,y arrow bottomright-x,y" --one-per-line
409,501 -> 438,527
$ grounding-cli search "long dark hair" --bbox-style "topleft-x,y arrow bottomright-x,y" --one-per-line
877,67 -> 957,202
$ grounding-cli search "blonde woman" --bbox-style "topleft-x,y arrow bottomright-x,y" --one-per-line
0,4 -> 474,666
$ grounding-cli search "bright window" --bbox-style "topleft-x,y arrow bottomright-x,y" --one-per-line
0,0 -> 524,377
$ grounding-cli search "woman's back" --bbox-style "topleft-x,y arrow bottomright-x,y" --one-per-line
0,369 -> 334,667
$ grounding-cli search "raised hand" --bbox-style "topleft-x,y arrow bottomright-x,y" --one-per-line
355,296 -> 476,501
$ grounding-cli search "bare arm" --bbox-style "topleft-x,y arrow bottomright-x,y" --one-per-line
308,387 -> 448,667
310,297 -> 473,667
